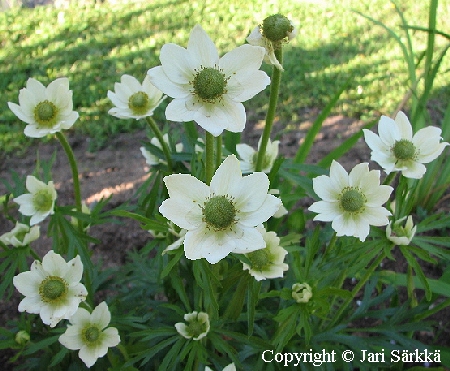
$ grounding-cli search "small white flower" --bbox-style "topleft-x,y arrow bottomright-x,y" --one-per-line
13,176 -> 57,225
140,133 -> 183,166
292,283 -> 313,303
108,74 -> 164,120
0,222 -> 40,247
175,311 -> 210,341
59,302 -> 120,368
308,161 -> 393,241
386,215 -> 416,246
13,250 -> 87,327
147,25 -> 270,136
236,137 -> 279,173
70,202 -> 91,231
8,77 -> 78,138
205,363 -> 236,371
363,111 -> 449,179
159,155 -> 281,264
243,226 -> 288,281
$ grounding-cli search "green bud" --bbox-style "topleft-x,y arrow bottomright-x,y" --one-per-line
262,14 -> 293,43
15,330 -> 30,345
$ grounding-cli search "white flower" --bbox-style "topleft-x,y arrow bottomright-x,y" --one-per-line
147,25 -> 270,136
175,311 -> 210,341
292,283 -> 313,303
242,226 -> 288,281
13,250 -> 87,327
308,160 -> 393,241
108,74 -> 164,120
159,155 -> 281,264
8,77 -> 78,138
140,133 -> 183,166
70,202 -> 91,231
59,302 -> 120,368
205,363 -> 236,371
0,222 -> 40,247
386,215 -> 416,245
363,111 -> 449,179
13,176 -> 57,225
236,137 -> 279,173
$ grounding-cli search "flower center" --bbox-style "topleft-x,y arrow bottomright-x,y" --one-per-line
83,326 -> 101,344
340,187 -> 365,213
193,67 -> 227,102
187,320 -> 206,338
247,248 -> 272,271
392,139 -> 416,160
262,14 -> 293,43
39,276 -> 67,302
33,189 -> 53,212
34,100 -> 58,128
203,195 -> 236,231
128,91 -> 150,115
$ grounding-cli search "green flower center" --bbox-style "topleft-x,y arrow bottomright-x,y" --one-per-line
39,276 -> 67,302
34,100 -> 58,128
187,320 -> 206,338
128,91 -> 150,115
203,195 -> 236,231
340,187 -> 366,213
193,67 -> 227,102
33,189 -> 53,212
262,14 -> 293,42
247,247 -> 272,271
83,326 -> 101,344
392,139 -> 416,161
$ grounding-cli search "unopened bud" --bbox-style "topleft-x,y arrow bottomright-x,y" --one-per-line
262,14 -> 294,43
15,330 -> 30,345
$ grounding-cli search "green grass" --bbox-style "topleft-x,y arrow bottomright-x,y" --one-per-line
1,0 -> 449,152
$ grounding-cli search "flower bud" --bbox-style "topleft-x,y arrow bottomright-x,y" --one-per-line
262,14 -> 294,43
15,330 -> 30,345
386,215 -> 416,245
292,282 -> 313,303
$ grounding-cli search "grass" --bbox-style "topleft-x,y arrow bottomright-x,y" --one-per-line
1,0 -> 449,153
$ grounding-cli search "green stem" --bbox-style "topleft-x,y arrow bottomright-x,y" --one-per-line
215,135 -> 222,170
255,48 -> 283,172
205,132 -> 215,185
145,116 -> 173,172
322,232 -> 337,261
382,171 -> 397,186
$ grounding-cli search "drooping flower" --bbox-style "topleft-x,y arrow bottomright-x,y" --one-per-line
308,160 -> 393,241
13,250 -> 87,327
59,302 -> 120,368
242,226 -> 288,281
140,133 -> 183,166
0,222 -> 40,247
292,283 -> 313,303
8,77 -> 78,138
247,14 -> 297,71
175,311 -> 210,341
363,111 -> 449,179
147,25 -> 270,136
13,176 -> 57,225
205,363 -> 236,371
386,215 -> 416,246
107,74 -> 164,120
159,155 -> 281,264
236,137 -> 279,173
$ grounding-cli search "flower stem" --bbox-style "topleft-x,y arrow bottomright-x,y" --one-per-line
145,116 -> 172,172
255,48 -> 283,172
215,135 -> 222,170
205,132 -> 215,185
383,172 -> 397,186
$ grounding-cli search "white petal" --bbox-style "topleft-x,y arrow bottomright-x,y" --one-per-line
348,163 -> 369,188
394,111 -> 413,140
401,161 -> 426,179
159,198 -> 203,230
64,255 -> 84,285
163,174 -> 210,203
13,270 -> 41,296
101,327 -> 120,347
361,207 -> 390,226
363,129 -> 387,154
378,115 -> 399,145
308,201 -> 341,221
147,66 -> 190,99
210,155 -> 242,196
160,43 -> 195,85
187,25 -> 219,68
42,251 -> 68,277
18,295 -> 42,314
231,226 -> 265,254
79,345 -> 104,368
226,69 -> 270,102
219,44 -> 265,75
233,172 -> 269,212
59,325 -> 83,350
329,160 -> 349,190
91,302 -> 111,329
312,175 -> 339,202
239,194 -> 280,226
26,175 -> 45,193
8,102 -> 33,124
165,97 -> 197,122
13,194 -> 35,215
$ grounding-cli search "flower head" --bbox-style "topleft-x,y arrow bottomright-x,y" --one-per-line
13,176 -> 57,225
159,155 -> 281,263
108,74 -> 164,120
386,215 -> 416,246
175,311 -> 210,341
8,77 -> 78,138
0,222 -> 40,247
243,226 -> 288,281
140,133 -> 183,166
292,283 -> 313,303
363,111 -> 449,179
147,25 -> 270,136
236,137 -> 279,173
13,250 -> 87,327
59,302 -> 120,368
308,161 -> 393,241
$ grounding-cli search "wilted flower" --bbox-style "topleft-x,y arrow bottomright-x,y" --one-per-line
13,176 -> 57,225
308,160 -> 393,241
175,311 -> 210,341
59,302 -> 120,368
140,133 -> 183,166
8,77 -> 78,138
0,222 -> 40,247
292,283 -> 313,303
363,111 -> 449,179
13,250 -> 87,327
108,74 -> 164,120
386,215 -> 416,246
147,25 -> 270,136
159,155 -> 281,263
236,137 -> 279,173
